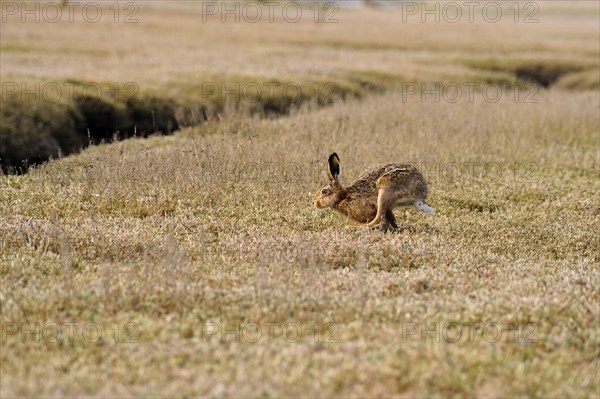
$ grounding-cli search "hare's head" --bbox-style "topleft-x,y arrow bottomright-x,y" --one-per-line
313,153 -> 345,209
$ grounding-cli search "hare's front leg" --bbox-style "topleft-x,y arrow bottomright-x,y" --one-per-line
385,209 -> 398,229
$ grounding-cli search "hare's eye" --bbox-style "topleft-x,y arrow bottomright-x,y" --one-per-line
321,188 -> 329,195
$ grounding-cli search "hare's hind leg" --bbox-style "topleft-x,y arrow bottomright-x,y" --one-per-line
367,189 -> 395,230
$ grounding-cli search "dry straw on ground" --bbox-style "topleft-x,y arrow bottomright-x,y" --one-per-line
2,88 -> 598,397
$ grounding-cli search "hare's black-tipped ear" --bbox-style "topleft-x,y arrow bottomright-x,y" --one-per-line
328,152 -> 340,181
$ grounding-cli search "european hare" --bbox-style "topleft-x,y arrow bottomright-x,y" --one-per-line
313,153 -> 434,231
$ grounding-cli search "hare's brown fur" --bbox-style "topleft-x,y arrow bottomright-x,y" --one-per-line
313,154 -> 433,231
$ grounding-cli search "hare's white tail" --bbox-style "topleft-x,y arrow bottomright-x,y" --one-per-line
415,201 -> 435,214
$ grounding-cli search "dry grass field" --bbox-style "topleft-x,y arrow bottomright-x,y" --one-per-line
1,1 -> 599,397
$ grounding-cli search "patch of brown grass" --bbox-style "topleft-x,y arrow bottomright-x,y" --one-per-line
1,88 -> 598,397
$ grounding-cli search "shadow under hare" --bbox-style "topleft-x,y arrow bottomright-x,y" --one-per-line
313,153 -> 434,231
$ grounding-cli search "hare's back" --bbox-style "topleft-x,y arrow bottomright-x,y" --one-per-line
377,164 -> 428,198
355,163 -> 417,182
348,163 -> 405,192
350,162 -> 425,192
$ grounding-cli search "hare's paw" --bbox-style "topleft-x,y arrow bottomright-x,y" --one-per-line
369,221 -> 395,233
